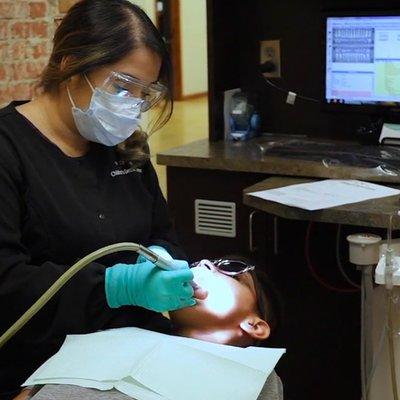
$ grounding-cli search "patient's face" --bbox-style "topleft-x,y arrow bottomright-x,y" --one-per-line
169,262 -> 259,346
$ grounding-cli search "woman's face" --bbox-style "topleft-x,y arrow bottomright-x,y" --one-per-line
70,47 -> 162,110
169,263 -> 260,346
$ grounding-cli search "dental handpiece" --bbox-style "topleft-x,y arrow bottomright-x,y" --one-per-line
137,245 -> 174,270
138,246 -> 202,293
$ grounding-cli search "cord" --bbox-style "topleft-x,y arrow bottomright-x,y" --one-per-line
0,242 -> 153,350
364,290 -> 398,399
360,266 -> 374,400
305,222 -> 359,293
366,303 -> 388,395
361,273 -> 367,400
336,225 -> 361,289
388,290 -> 399,400
262,76 -> 320,103
385,212 -> 400,400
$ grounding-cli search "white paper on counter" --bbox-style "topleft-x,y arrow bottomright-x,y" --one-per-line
24,327 -> 285,400
249,179 -> 400,211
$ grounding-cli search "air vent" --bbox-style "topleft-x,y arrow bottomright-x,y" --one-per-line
195,199 -> 236,238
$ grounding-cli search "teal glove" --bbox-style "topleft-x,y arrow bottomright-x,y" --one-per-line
136,245 -> 208,301
136,245 -> 173,264
105,260 -> 195,312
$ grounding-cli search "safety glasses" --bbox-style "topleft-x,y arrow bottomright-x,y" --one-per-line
190,259 -> 255,277
190,259 -> 268,329
102,71 -> 167,112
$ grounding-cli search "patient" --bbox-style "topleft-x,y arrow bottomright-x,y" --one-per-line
169,257 -> 280,347
17,257 -> 281,400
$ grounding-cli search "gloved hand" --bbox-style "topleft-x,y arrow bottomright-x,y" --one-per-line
105,259 -> 195,312
136,245 -> 173,264
136,245 -> 208,300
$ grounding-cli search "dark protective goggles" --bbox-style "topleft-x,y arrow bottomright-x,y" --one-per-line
102,71 -> 167,112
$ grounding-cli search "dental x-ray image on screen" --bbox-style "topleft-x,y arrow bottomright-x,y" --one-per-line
325,15 -> 400,107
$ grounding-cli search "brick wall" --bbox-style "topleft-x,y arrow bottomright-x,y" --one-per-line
0,0 -> 79,107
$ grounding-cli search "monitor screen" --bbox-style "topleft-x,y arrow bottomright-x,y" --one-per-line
325,15 -> 400,107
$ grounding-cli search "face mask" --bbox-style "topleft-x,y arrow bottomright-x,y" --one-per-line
67,75 -> 143,146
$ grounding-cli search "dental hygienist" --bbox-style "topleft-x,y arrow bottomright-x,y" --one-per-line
0,1 -> 204,398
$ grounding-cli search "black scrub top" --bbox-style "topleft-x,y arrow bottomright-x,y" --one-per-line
0,102 -> 184,399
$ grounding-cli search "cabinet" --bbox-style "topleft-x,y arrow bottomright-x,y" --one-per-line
164,163 -> 361,400
167,167 -> 268,263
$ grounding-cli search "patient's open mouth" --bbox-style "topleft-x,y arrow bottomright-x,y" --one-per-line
192,281 -> 208,300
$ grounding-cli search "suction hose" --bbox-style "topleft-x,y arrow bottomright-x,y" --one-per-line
0,242 -> 149,350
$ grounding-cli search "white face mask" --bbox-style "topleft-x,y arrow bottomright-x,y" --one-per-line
67,75 -> 143,146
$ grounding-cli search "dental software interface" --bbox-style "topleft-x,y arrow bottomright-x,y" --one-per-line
326,16 -> 400,104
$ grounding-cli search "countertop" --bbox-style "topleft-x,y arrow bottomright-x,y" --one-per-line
157,136 -> 400,183
243,176 -> 400,229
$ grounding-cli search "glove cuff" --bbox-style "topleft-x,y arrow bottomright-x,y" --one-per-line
105,264 -> 137,308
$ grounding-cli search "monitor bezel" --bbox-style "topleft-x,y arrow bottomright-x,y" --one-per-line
321,8 -> 400,116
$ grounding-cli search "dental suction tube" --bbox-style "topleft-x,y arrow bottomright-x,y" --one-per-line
0,242 -> 172,350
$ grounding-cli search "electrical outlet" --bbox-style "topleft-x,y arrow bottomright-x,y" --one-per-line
260,39 -> 281,78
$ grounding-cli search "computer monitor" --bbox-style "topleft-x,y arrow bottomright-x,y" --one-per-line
323,12 -> 400,115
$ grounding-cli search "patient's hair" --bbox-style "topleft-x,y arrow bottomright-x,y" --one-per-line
222,254 -> 282,345
253,269 -> 281,343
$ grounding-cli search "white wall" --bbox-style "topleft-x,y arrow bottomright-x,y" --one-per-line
129,0 -> 208,97
180,0 -> 208,97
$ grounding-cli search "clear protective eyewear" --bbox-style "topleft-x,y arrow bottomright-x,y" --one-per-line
190,259 -> 256,277
101,71 -> 167,112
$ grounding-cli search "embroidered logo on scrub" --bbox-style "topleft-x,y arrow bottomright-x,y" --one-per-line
110,161 -> 142,177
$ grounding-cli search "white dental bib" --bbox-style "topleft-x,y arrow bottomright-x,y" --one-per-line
24,327 -> 285,400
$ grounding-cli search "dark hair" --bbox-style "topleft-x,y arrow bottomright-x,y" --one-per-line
250,269 -> 282,343
38,0 -> 173,165
221,254 -> 282,344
